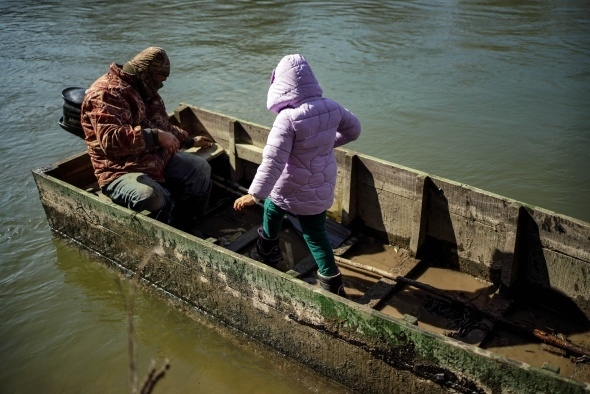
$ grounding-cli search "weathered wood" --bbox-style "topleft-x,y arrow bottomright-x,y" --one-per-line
174,104 -> 219,144
235,143 -> 263,165
332,236 -> 358,257
334,149 -> 356,226
226,225 -> 260,252
235,119 -> 270,149
229,120 -> 243,182
184,142 -> 225,162
334,256 -> 396,279
46,152 -> 94,188
355,154 -> 423,199
410,174 -> 428,256
354,155 -> 417,248
425,176 -> 519,281
510,206 -> 590,318
286,255 -> 317,278
357,278 -> 396,309
336,250 -> 421,310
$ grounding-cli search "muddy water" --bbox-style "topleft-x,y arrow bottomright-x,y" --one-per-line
484,289 -> 590,382
241,209 -> 590,385
354,247 -> 590,384
263,216 -> 590,385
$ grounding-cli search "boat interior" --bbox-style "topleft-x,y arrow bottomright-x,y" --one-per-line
195,150 -> 590,382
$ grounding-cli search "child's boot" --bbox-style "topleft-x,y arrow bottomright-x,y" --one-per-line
252,227 -> 283,267
317,270 -> 348,298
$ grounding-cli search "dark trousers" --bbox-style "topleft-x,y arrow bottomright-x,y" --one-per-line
103,151 -> 211,223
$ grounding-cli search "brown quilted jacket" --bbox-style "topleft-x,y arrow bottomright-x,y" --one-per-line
81,63 -> 189,187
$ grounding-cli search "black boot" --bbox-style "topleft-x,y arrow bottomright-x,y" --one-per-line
317,271 -> 348,298
252,227 -> 283,267
171,210 -> 204,237
149,203 -> 173,225
170,191 -> 210,238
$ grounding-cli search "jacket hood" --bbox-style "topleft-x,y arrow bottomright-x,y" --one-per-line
267,54 -> 323,114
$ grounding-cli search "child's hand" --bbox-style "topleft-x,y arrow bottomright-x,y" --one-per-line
233,194 -> 256,211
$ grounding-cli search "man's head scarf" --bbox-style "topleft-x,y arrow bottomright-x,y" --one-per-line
124,47 -> 170,100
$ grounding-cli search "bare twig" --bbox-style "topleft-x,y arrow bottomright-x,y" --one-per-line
126,247 -> 170,394
128,251 -> 154,394
139,359 -> 171,394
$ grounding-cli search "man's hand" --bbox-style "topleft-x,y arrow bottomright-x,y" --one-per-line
193,136 -> 214,149
233,194 -> 256,211
158,130 -> 180,155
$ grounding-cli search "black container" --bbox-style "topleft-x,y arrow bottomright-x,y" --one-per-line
58,87 -> 86,138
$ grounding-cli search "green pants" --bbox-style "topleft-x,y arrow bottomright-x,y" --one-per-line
262,199 -> 337,277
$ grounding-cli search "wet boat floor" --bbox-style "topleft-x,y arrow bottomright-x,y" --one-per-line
196,194 -> 590,384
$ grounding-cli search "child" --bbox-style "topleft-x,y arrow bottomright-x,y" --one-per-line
233,54 -> 361,297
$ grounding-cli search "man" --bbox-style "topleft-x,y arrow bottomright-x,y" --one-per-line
81,46 -> 212,235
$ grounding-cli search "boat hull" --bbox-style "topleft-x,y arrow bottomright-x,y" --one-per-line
32,105 -> 590,393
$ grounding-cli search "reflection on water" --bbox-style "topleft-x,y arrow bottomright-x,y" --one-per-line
1,0 -> 589,392
11,238 -> 345,394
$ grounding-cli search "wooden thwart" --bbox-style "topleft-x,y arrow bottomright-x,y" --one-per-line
356,278 -> 397,309
343,252 -> 420,309
184,142 -> 225,162
226,224 -> 261,252
335,256 -> 397,280
286,255 -> 317,279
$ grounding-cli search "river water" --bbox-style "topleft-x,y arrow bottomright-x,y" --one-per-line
1,1 -> 589,393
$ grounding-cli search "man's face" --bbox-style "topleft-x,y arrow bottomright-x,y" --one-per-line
153,73 -> 167,91
154,74 -> 168,83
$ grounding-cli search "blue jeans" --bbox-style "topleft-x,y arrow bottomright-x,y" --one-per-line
104,152 -> 211,223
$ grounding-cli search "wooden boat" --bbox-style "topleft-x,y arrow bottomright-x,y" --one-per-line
34,102 -> 590,393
